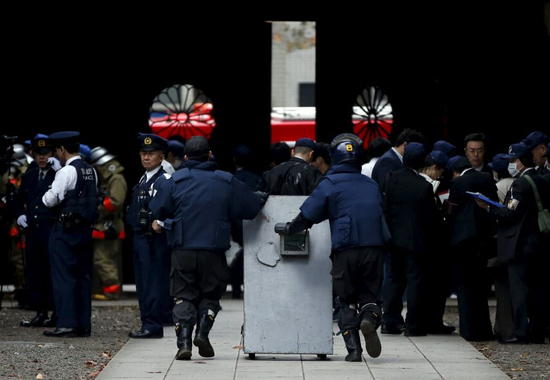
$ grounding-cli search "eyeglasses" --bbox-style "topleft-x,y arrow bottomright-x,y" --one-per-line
466,148 -> 484,155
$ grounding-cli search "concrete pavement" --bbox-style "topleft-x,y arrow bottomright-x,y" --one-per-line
96,298 -> 508,380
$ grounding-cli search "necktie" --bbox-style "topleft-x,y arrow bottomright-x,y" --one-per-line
39,171 -> 45,182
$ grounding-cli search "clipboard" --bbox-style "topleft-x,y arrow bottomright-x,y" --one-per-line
466,191 -> 504,208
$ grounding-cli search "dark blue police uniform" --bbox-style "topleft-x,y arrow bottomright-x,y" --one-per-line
126,134 -> 173,338
149,135 -> 261,360
43,131 -> 99,337
15,135 -> 57,327
276,133 -> 389,362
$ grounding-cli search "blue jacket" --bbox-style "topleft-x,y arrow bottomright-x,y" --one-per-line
150,160 -> 261,252
300,163 -> 389,252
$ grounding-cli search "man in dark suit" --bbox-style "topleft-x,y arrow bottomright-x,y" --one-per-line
447,156 -> 497,341
478,142 -> 550,343
382,143 -> 437,336
371,129 -> 425,194
463,132 -> 493,175
371,128 -> 424,334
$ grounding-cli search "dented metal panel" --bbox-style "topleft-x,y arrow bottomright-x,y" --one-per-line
242,196 -> 333,356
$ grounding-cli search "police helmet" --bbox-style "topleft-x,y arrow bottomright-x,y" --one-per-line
91,146 -> 116,166
10,144 -> 31,167
330,133 -> 364,165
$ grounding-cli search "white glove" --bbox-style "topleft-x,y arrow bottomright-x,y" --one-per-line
17,214 -> 28,228
48,157 -> 62,171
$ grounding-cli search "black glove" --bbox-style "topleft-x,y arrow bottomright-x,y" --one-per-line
274,222 -> 290,235
254,191 -> 269,206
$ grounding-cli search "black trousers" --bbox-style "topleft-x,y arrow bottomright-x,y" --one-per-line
508,249 -> 548,341
382,247 -> 426,332
25,222 -> 55,312
331,246 -> 384,330
49,223 -> 93,330
424,247 -> 453,329
171,249 -> 230,327
452,240 -> 493,341
133,233 -> 172,334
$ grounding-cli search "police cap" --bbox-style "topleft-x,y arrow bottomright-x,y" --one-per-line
49,131 -> 80,147
184,136 -> 210,160
502,142 -> 530,159
295,138 -> 316,150
167,140 -> 185,157
138,133 -> 167,152
403,142 -> 426,169
30,134 -> 54,154
489,153 -> 509,178
26,133 -> 47,146
522,131 -> 549,150
433,140 -> 457,158
79,144 -> 92,162
447,156 -> 470,172
427,150 -> 449,168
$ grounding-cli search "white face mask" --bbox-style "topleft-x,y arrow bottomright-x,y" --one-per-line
508,162 -> 519,177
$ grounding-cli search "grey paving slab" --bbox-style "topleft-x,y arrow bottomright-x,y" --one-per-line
97,299 -> 509,380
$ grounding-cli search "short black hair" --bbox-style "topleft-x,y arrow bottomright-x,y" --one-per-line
367,137 -> 391,158
464,132 -> 486,147
452,156 -> 472,173
312,142 -> 331,165
270,142 -> 291,165
63,143 -> 80,154
395,129 -> 425,147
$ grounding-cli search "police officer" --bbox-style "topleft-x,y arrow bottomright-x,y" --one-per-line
479,142 -> 550,343
16,135 -> 58,327
90,146 -> 128,300
259,138 -> 322,195
166,139 -> 185,171
42,131 -> 99,337
275,133 -> 388,361
126,133 -> 173,338
149,136 -> 261,360
522,131 -> 549,176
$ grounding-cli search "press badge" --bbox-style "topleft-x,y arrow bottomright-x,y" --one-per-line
507,198 -> 520,211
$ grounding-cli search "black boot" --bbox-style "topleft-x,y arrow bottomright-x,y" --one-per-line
359,303 -> 382,358
342,328 -> 363,362
193,310 -> 215,358
175,323 -> 193,360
